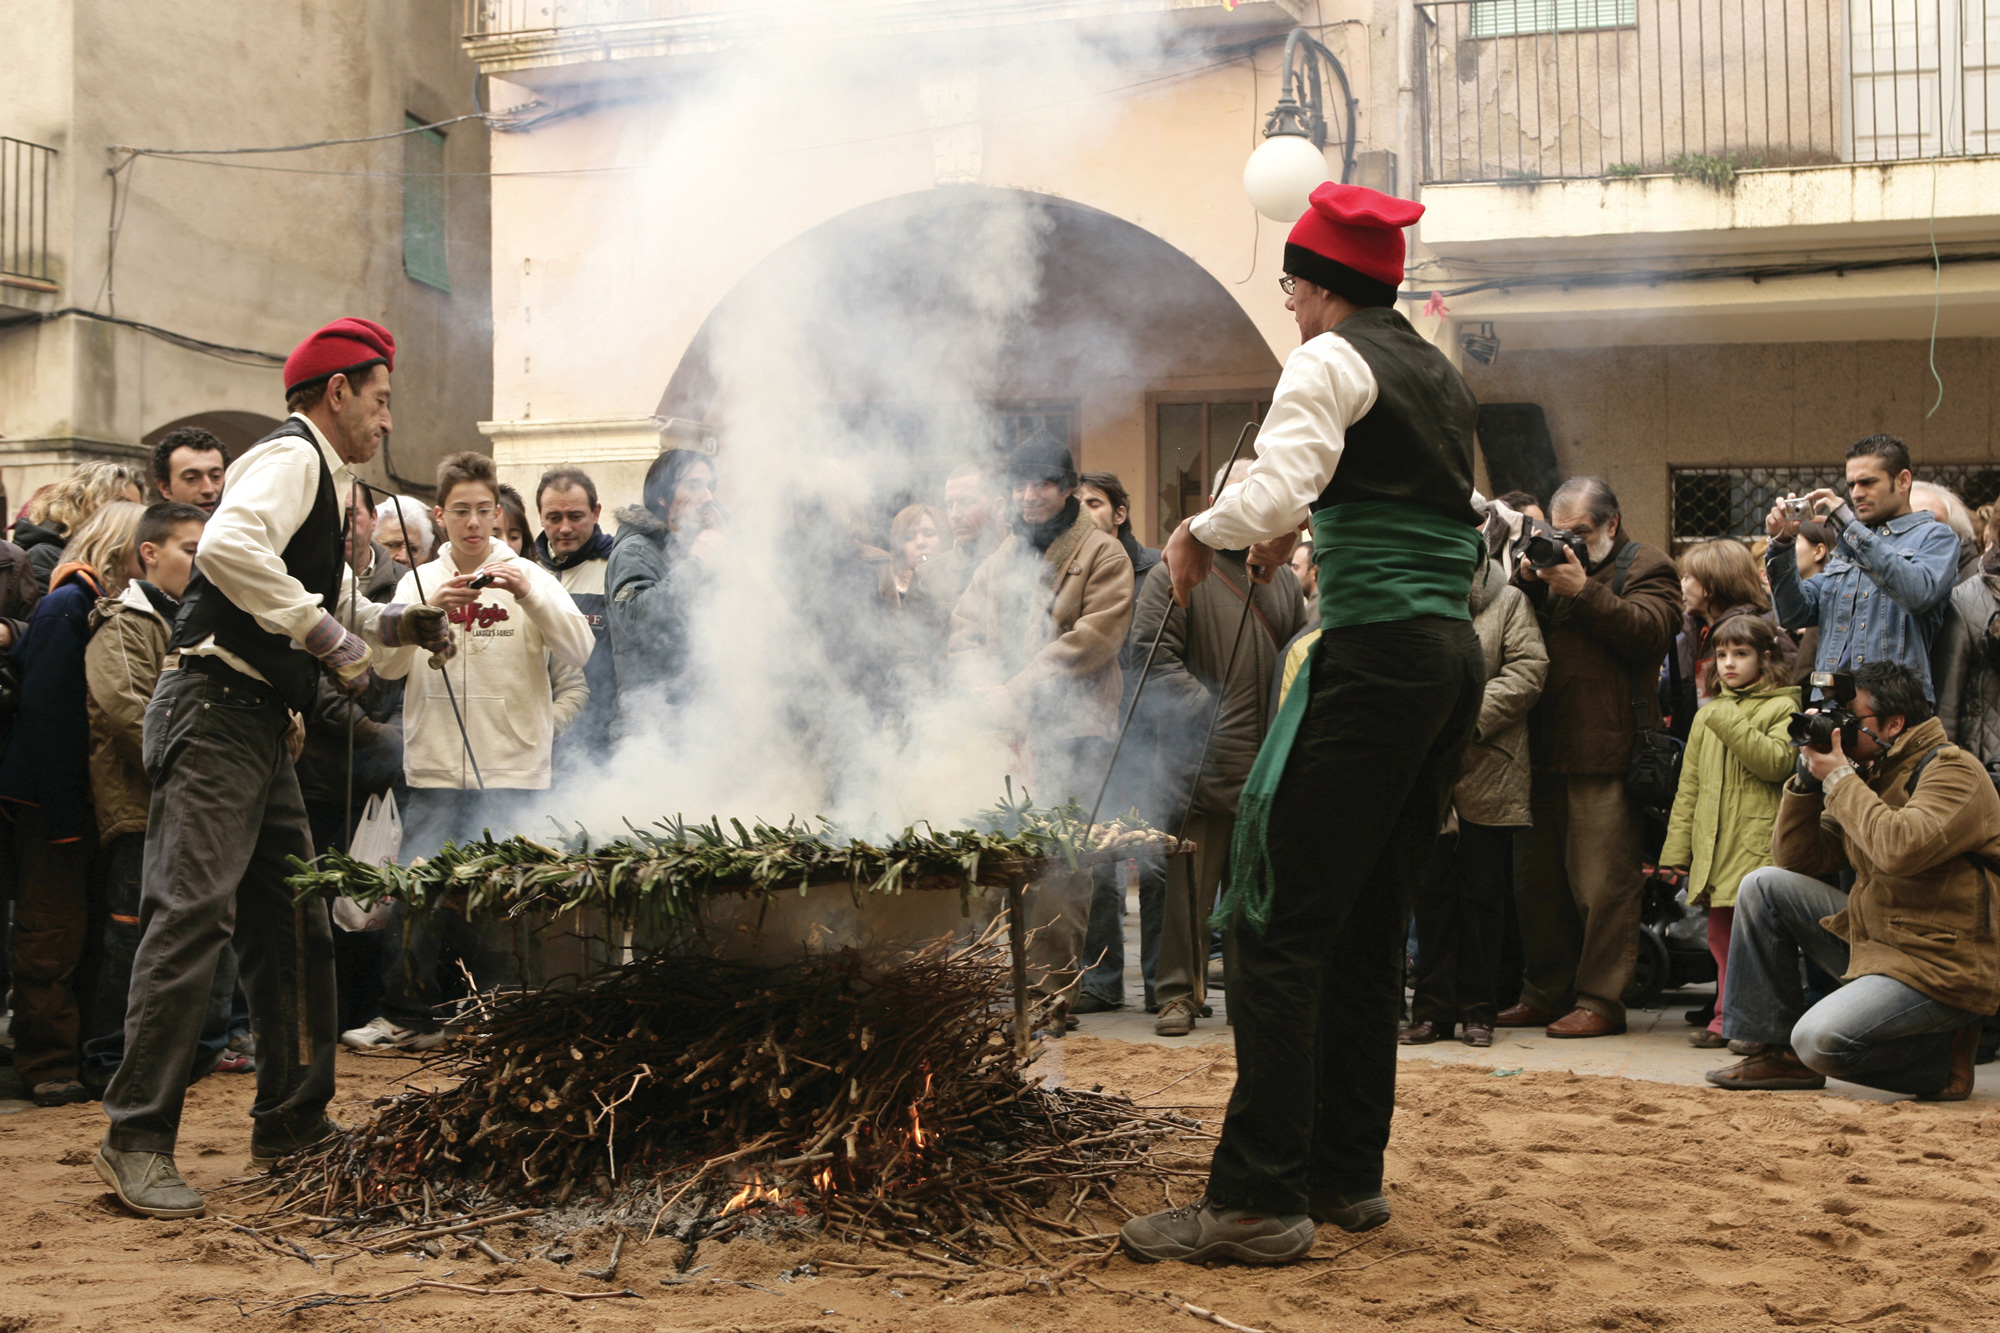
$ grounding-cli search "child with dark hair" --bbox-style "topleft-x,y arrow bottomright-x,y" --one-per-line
1660,613 -> 1800,1048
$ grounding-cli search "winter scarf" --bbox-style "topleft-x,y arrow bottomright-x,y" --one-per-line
1015,495 -> 1083,555
535,525 -> 615,573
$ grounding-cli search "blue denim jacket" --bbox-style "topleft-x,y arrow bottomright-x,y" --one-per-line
1766,509 -> 1960,698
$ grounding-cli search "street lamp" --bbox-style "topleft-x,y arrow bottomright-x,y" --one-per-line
1242,27 -> 1360,223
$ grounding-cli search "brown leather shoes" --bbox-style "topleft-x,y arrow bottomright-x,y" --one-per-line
1705,1048 -> 1826,1090
1546,1007 -> 1624,1038
1399,1020 -> 1446,1045
1924,1022 -> 1982,1101
1495,1002 -> 1556,1028
1460,1022 -> 1493,1048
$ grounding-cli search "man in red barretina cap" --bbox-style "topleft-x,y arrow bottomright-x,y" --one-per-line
1122,184 -> 1487,1265
94,319 -> 456,1218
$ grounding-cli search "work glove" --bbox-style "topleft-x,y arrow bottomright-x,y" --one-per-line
381,601 -> 457,669
303,611 -> 374,695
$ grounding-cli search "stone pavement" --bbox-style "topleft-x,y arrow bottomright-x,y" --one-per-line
1063,890 -> 1995,1105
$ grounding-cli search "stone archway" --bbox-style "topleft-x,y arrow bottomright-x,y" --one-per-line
142,410 -> 284,461
654,186 -> 1281,541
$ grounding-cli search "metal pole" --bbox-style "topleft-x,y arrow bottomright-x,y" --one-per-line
1083,419 -> 1260,837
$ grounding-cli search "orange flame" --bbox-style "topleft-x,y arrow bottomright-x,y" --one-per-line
909,1070 -> 935,1149
721,1174 -> 781,1216
813,1167 -> 835,1193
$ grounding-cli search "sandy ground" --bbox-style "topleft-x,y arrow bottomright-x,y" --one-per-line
4,1036 -> 2000,1333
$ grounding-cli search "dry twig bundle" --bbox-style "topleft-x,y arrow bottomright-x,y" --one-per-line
235,928 -> 1195,1253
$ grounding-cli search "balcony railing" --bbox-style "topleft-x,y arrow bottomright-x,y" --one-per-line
1,137 -> 55,286
464,0 -> 721,37
1418,0 -> 2000,183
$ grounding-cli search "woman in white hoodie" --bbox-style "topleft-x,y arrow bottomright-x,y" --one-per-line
342,452 -> 592,1052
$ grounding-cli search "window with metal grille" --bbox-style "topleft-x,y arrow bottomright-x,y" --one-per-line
1670,465 -> 2000,549
1469,0 -> 1637,37
997,406 -> 1075,452
402,116 -> 448,292
1154,395 -> 1276,546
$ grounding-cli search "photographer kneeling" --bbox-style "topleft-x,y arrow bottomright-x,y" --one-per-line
1707,660 -> 1999,1100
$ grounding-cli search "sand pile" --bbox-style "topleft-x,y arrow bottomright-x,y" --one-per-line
4,1036 -> 1999,1331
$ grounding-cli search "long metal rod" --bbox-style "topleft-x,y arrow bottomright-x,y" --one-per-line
1083,419 -> 1259,837
371,478 -> 486,791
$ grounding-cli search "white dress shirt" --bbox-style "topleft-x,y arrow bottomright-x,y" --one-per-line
1188,331 -> 1379,550
183,412 -> 388,682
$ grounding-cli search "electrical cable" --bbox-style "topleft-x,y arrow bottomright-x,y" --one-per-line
0,306 -> 286,366
108,113 -> 489,158
1402,247 -> 2000,301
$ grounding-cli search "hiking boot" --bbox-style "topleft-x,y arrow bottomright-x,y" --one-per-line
1924,1022 -> 1982,1102
1705,1048 -> 1826,1091
1309,1189 -> 1390,1232
95,1146 -> 205,1218
32,1078 -> 91,1107
1154,998 -> 1198,1037
339,1016 -> 444,1052
1120,1197 -> 1315,1264
250,1115 -> 340,1170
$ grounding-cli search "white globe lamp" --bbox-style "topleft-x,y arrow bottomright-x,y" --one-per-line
1244,133 -> 1333,223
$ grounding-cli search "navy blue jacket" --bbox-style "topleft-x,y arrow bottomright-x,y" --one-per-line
0,567 -> 106,843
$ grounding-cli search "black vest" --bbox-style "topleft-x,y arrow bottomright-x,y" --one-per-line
1311,306 -> 1481,526
173,418 -> 344,711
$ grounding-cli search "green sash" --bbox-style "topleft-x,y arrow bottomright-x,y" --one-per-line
1215,502 -> 1483,931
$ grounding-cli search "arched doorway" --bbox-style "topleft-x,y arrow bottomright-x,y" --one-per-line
142,410 -> 284,462
655,186 -> 1280,543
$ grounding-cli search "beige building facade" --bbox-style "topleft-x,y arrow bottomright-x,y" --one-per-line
1,0 -> 493,515
461,0 -> 2000,552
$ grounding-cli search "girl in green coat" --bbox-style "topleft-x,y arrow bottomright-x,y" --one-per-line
1660,615 -> 1801,1049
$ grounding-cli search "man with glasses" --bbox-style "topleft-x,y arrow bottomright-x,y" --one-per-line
1766,435 -> 1961,700
1706,659 -> 1996,1099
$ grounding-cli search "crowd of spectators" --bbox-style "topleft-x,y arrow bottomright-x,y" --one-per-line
1,419 -> 1994,1108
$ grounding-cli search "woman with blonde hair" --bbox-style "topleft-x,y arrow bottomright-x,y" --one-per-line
1675,538 -> 1790,718
0,499 -> 145,1105
15,461 -> 147,586
888,503 -> 947,601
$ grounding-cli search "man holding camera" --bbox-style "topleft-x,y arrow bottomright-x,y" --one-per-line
1504,477 -> 1681,1038
1765,435 -> 1960,700
1706,660 -> 1996,1098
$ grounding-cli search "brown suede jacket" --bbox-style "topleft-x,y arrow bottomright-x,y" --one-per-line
1773,715 -> 2000,1015
1525,537 -> 1683,777
948,508 -> 1134,743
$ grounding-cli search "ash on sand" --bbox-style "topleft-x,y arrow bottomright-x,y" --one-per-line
229,929 -> 1191,1259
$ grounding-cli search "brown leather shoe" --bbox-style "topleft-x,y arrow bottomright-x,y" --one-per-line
1705,1048 -> 1826,1090
1460,1022 -> 1493,1048
1495,1002 -> 1556,1028
1546,1007 -> 1624,1038
1399,1020 -> 1446,1045
1924,1022 -> 1982,1101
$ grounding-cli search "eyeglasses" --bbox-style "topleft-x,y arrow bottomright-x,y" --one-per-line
445,506 -> 498,521
1279,276 -> 1298,295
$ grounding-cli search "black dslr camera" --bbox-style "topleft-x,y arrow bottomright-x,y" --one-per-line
1787,671 -> 1861,752
1522,518 -> 1590,570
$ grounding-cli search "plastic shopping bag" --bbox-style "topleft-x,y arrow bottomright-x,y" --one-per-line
331,791 -> 401,933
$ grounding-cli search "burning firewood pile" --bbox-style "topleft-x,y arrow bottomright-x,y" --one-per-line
244,795 -> 1200,1264
231,929 -> 1202,1261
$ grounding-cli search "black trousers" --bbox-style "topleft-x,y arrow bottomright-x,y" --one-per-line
1208,617 -> 1483,1214
1410,820 -> 1517,1030
103,665 -> 336,1154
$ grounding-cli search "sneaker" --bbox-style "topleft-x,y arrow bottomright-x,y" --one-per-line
95,1146 -> 205,1218
1154,997 -> 1198,1037
213,1051 -> 255,1074
250,1115 -> 340,1170
1120,1197 -> 1316,1264
32,1078 -> 91,1107
1688,1029 -> 1729,1049
228,1030 -> 256,1058
1309,1189 -> 1391,1232
1728,1038 -> 1770,1056
339,1016 -> 444,1052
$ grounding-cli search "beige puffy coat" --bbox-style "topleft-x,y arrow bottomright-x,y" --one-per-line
1453,559 -> 1549,828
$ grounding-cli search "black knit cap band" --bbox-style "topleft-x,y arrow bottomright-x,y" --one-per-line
1006,429 -> 1078,490
1283,243 -> 1399,308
